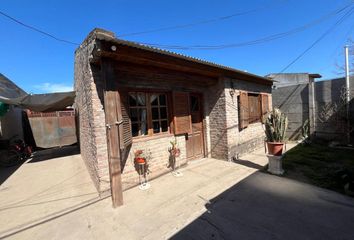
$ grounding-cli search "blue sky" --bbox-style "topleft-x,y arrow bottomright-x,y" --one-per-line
0,0 -> 353,93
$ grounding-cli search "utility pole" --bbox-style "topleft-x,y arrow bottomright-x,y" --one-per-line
344,45 -> 351,145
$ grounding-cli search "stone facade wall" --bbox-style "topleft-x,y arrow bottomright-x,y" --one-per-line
225,78 -> 272,160
203,77 -> 271,161
121,134 -> 186,190
74,38 -> 110,195
206,79 -> 228,159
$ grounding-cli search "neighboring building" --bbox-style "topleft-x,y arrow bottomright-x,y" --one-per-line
271,73 -> 354,142
0,73 -> 27,140
268,73 -> 321,140
267,73 -> 321,89
0,73 -> 77,148
74,28 -> 273,205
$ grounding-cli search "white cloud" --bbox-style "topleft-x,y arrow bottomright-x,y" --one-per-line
34,82 -> 73,93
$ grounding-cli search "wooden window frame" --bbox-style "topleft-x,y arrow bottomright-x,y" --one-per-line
128,91 -> 171,139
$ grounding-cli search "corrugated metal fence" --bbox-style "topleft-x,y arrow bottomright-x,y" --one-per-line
27,110 -> 77,148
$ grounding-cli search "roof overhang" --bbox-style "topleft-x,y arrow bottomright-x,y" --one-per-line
80,28 -> 274,86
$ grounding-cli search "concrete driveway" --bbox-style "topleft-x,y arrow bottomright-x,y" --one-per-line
2,144 -> 354,240
0,146 -> 99,238
171,171 -> 354,240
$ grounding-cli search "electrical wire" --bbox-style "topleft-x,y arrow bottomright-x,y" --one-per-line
278,5 -> 354,73
0,10 -> 79,46
118,0 -> 289,37
136,3 -> 353,50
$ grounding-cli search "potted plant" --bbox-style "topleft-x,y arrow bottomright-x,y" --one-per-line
134,149 -> 146,164
134,149 -> 151,190
264,108 -> 288,156
168,140 -> 183,177
168,140 -> 181,158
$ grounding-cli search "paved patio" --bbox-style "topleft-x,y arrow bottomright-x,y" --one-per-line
4,143 -> 354,240
0,146 -> 99,238
0,144 -> 276,239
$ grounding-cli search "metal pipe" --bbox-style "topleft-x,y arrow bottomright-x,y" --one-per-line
344,45 -> 350,144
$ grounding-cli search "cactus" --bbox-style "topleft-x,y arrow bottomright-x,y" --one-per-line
264,108 -> 288,142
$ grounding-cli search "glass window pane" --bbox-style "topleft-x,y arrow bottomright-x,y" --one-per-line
130,108 -> 138,122
190,95 -> 199,112
153,121 -> 160,133
140,121 -> 148,136
137,93 -> 146,106
152,107 -> 159,120
129,93 -> 136,106
132,123 -> 139,137
159,94 -> 166,105
161,120 -> 168,132
150,94 -> 158,106
139,109 -> 147,122
160,107 -> 167,119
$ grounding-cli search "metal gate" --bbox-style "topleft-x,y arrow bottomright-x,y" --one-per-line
27,110 -> 77,148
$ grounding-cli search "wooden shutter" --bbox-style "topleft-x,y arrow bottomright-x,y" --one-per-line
239,91 -> 249,129
261,93 -> 269,122
118,92 -> 132,150
172,91 -> 192,135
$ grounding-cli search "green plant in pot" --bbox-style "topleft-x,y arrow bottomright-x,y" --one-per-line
264,108 -> 288,156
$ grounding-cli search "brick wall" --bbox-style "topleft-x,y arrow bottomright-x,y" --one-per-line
74,37 -> 110,195
206,79 -> 229,159
224,78 -> 272,160
121,134 -> 186,190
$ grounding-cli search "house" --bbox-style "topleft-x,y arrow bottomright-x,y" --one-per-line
74,28 -> 273,207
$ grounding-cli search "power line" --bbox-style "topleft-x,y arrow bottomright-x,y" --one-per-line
137,3 -> 353,50
118,0 -> 289,37
279,5 -> 354,73
316,22 -> 354,73
0,10 -> 79,46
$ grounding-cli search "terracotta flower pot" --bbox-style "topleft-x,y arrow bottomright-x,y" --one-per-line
266,142 -> 284,156
135,157 -> 146,164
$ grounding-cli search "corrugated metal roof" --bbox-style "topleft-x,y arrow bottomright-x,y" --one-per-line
90,28 -> 273,83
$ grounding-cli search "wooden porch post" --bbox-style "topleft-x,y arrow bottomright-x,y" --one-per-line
102,59 -> 124,208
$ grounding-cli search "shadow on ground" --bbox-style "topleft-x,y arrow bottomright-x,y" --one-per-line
232,159 -> 264,170
171,171 -> 354,240
0,164 -> 23,185
0,145 -> 79,185
29,145 -> 79,163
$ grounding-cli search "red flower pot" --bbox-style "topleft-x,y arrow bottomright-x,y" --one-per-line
135,157 -> 146,164
266,142 -> 284,156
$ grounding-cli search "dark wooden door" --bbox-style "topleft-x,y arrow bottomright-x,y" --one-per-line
186,93 -> 204,160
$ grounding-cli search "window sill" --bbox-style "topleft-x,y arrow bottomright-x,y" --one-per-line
132,133 -> 174,143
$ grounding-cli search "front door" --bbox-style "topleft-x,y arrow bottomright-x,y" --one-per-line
186,93 -> 204,160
